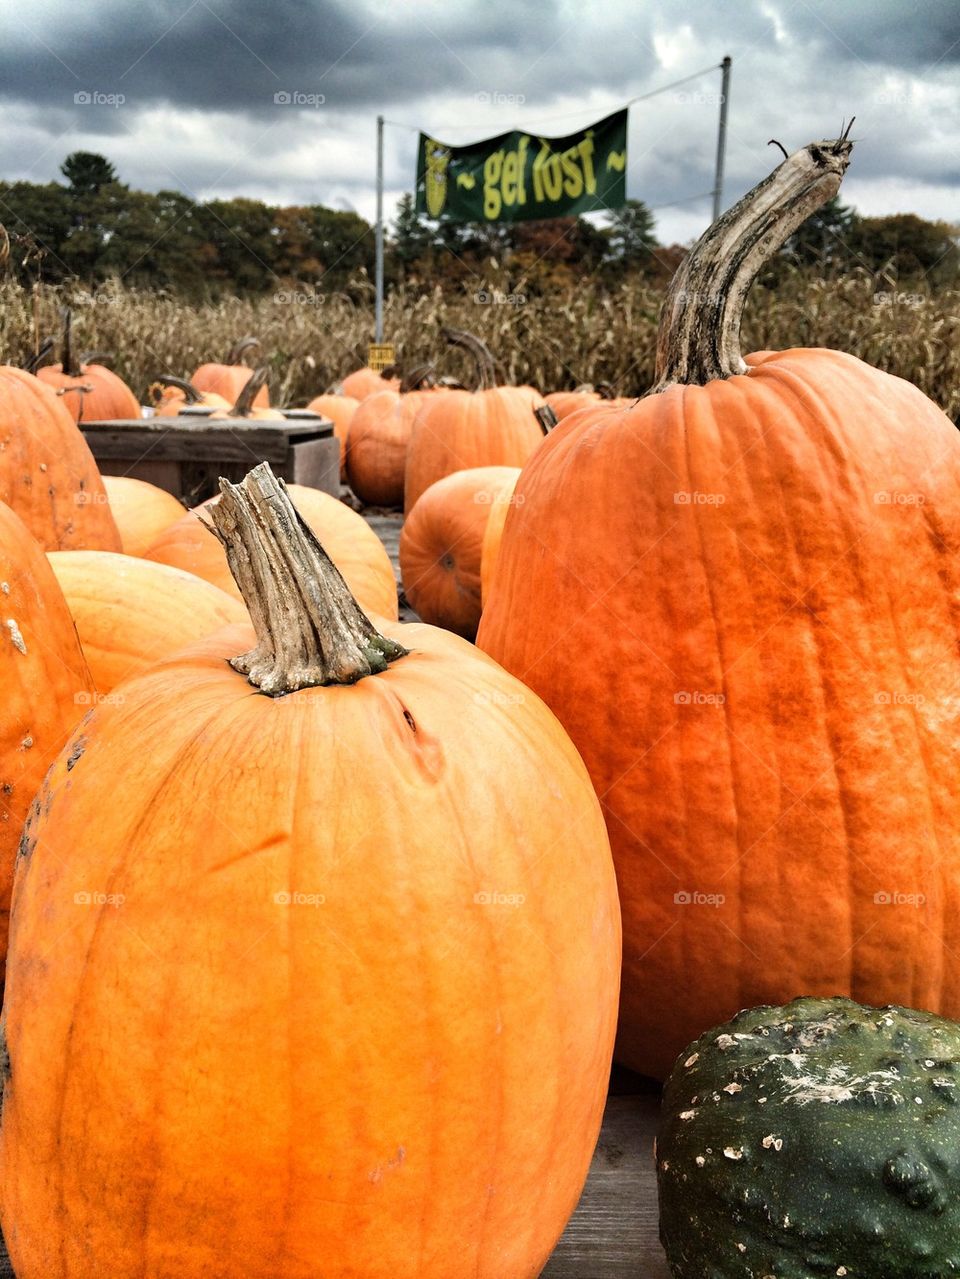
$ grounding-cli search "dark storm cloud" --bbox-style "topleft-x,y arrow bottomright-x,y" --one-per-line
777,0 -> 960,68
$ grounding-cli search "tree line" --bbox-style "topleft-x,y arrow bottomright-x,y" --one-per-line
0,152 -> 955,298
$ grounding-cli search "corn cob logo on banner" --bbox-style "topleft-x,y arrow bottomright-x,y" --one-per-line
415,109 -> 628,223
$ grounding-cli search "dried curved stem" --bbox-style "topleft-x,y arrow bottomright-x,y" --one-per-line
152,375 -> 203,404
23,336 -> 55,374
441,327 -> 499,391
399,364 -> 437,392
79,350 -> 113,366
224,336 -> 261,365
230,366 -> 269,416
648,130 -> 854,394
58,308 -> 82,378
206,462 -> 407,693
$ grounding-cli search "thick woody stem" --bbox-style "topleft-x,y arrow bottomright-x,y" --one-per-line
441,327 -> 499,390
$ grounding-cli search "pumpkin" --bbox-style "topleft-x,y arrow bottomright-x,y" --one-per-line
305,393 -> 360,480
100,476 -> 185,557
341,364 -> 400,400
192,336 -> 270,407
208,367 -> 285,421
145,482 -> 398,620
658,996 -> 960,1278
545,386 -> 632,420
30,310 -> 140,423
400,466 -> 520,639
48,550 -> 247,692
0,366 -> 121,552
477,129 -> 960,1079
480,482 -> 516,606
345,389 -> 424,508
148,375 -> 231,417
0,499 -> 93,988
0,462 -> 620,1279
403,330 -> 545,514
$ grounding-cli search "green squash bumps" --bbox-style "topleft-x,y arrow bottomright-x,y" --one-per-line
658,996 -> 960,1278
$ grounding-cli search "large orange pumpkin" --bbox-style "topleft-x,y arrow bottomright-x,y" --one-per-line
341,364 -> 400,400
192,336 -> 270,407
480,482 -> 516,606
31,310 -> 140,423
476,130 -> 960,1079
101,476 -> 185,556
0,462 -> 620,1279
403,331 -> 545,514
0,499 -> 93,987
48,550 -> 247,692
400,466 -> 520,639
305,393 -> 360,480
0,366 -> 121,552
145,483 -> 398,620
345,389 -> 430,508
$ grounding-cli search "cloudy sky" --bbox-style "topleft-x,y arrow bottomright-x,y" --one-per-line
1,0 -> 957,244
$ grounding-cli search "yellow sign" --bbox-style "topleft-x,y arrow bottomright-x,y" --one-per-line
368,343 -> 395,372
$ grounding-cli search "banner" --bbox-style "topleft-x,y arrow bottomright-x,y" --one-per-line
415,109 -> 627,224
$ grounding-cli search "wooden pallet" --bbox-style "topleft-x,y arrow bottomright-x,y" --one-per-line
79,415 -> 340,504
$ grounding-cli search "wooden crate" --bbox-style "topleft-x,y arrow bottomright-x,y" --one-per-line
79,413 -> 340,505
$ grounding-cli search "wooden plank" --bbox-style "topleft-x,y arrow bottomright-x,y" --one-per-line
82,428 -> 295,465
81,418 -> 333,438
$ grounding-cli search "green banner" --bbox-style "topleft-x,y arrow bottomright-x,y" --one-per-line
415,109 -> 628,224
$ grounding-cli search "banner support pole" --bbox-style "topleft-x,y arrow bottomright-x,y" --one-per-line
712,57 -> 731,222
375,114 -> 384,344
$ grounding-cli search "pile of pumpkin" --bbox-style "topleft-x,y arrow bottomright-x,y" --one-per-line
2,129 -> 960,1279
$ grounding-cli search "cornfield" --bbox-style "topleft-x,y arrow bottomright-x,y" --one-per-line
1,272 -> 957,420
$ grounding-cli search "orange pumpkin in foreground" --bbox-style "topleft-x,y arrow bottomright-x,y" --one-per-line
0,463 -> 620,1279
31,311 -> 140,423
403,330 -> 545,514
0,500 -> 93,986
192,336 -> 270,407
101,476 -> 185,556
0,366 -> 121,552
305,393 -> 360,480
478,130 -> 960,1079
400,466 -> 520,639
48,550 -> 246,692
145,483 -> 398,620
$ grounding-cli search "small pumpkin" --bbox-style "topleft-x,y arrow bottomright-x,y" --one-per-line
340,363 -> 400,400
305,393 -> 360,480
100,476 -> 185,557
30,310 -> 140,423
0,499 -> 94,987
148,375 -> 231,417
145,482 -> 398,620
208,367 -> 284,421
403,330 -> 545,514
0,366 -> 121,552
0,462 -> 620,1279
191,336 -> 270,407
477,127 -> 960,1079
48,550 -> 246,692
400,466 -> 520,639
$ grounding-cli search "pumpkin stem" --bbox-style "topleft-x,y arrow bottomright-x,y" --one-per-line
229,366 -> 269,417
59,307 -> 82,378
152,374 -> 203,404
224,336 -> 261,365
441,327 -> 499,391
79,350 -> 112,366
207,462 -> 407,694
648,130 -> 854,394
399,363 -> 437,392
23,335 -> 55,374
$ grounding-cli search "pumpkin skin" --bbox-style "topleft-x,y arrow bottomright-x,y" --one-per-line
400,466 -> 520,639
145,484 -> 398,620
152,383 -> 231,416
306,393 -> 359,480
403,386 -> 545,515
47,550 -> 247,692
341,365 -> 400,400
37,360 -> 140,424
192,340 -> 270,408
544,390 -> 602,420
101,476 -> 185,557
0,500 -> 93,986
478,346 -> 960,1079
658,996 -> 960,1278
480,483 -> 515,606
0,367 -> 121,552
0,624 -> 621,1277
346,389 -> 431,508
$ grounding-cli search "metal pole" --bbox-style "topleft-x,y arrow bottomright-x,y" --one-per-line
712,56 -> 731,222
375,114 -> 384,344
